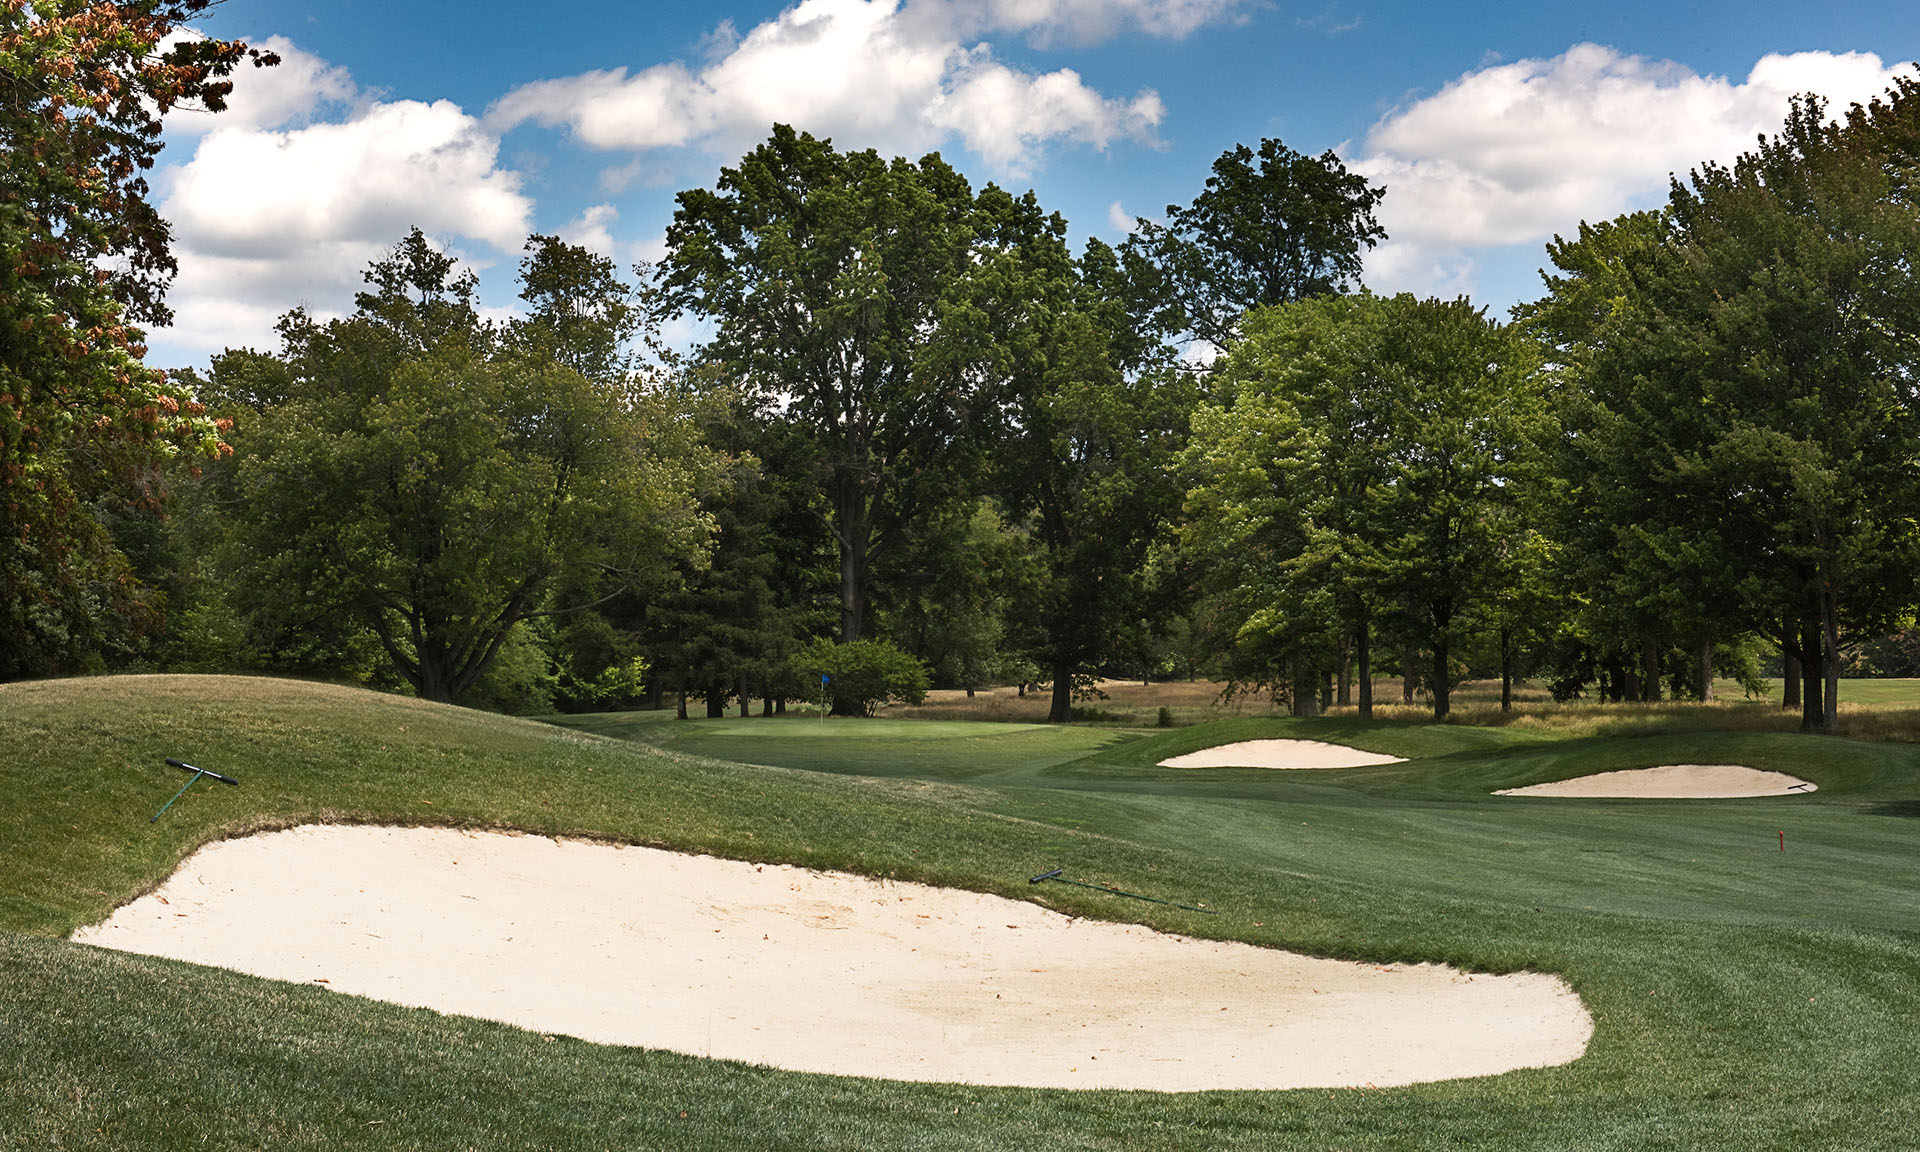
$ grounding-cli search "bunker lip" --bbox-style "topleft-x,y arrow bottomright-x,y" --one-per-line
1159,738 -> 1407,770
1496,764 -> 1818,798
72,825 -> 1591,1093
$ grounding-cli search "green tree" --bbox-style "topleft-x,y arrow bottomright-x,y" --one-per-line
1526,86 -> 1920,729
1178,380 -> 1325,712
0,1 -> 269,676
659,125 -> 979,654
217,232 -> 713,702
1668,91 -> 1920,729
1372,297 -> 1549,719
966,188 -> 1187,723
789,636 -> 929,717
874,499 -> 1027,696
1126,137 -> 1386,351
630,387 -> 788,720
1521,211 -> 1750,705
1187,293 -> 1548,720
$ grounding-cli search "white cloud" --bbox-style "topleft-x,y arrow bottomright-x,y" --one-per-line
908,0 -> 1249,46
155,241 -> 389,357
489,0 -> 1164,174
150,47 -> 533,361
167,100 -> 530,254
163,33 -> 356,136
559,203 -> 620,256
1107,199 -> 1136,233
1348,44 -> 1916,299
928,49 -> 1163,170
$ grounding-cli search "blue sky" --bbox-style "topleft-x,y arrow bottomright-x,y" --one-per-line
148,0 -> 1919,367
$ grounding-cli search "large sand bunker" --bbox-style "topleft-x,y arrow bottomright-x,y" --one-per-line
1497,764 -> 1817,798
74,825 -> 1589,1091
1160,738 -> 1407,770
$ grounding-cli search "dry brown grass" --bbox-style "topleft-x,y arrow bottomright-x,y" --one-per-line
895,676 -> 1920,741
889,678 -> 1287,726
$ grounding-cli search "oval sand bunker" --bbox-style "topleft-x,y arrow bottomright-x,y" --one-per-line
74,825 -> 1589,1091
1160,738 -> 1406,770
1497,764 -> 1816,798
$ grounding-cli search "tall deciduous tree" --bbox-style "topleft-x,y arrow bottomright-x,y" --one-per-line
1372,297 -> 1549,719
1520,210 -> 1735,704
1665,90 -> 1920,729
967,187 -> 1187,723
218,232 -> 714,702
1527,86 -> 1920,729
1183,294 -> 1386,716
1126,137 -> 1386,351
1186,293 -> 1548,720
0,1 -> 269,676
659,125 -> 979,655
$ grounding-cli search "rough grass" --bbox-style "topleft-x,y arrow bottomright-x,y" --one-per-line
889,676 -> 1920,742
7,673 -> 1920,1150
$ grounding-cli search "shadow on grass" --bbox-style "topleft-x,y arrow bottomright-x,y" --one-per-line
1863,800 -> 1920,818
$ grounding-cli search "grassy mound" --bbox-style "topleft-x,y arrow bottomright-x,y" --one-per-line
7,674 -> 1920,1150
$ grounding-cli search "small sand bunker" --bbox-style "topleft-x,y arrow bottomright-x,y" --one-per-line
1497,764 -> 1817,799
74,825 -> 1589,1091
1160,738 -> 1406,770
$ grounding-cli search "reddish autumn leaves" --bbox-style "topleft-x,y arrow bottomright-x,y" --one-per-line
1,2 -> 269,674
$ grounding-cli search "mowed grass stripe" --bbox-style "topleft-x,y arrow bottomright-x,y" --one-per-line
6,674 -> 1920,1149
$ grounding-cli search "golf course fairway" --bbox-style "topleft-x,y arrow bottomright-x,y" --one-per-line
6,674 -> 1920,1150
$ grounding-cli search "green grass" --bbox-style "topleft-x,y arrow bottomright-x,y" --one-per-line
6,674 -> 1920,1150
543,712 -> 1135,783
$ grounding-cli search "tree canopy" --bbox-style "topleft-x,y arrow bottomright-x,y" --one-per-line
212,232 -> 716,703
0,0 -> 270,675
1126,137 -> 1387,351
660,125 -> 979,655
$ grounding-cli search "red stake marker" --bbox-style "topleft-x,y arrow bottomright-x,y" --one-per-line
1779,830 -> 1785,853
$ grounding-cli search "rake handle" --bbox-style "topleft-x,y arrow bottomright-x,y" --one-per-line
165,758 -> 238,786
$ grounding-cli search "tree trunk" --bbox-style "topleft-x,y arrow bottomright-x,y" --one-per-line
1800,616 -> 1825,732
676,686 -> 688,721
774,696 -> 786,716
738,670 -> 750,718
1402,643 -> 1416,704
1696,644 -> 1714,702
1291,662 -> 1321,717
1821,582 -> 1840,729
1619,654 -> 1639,703
1320,669 -> 1333,711
838,518 -> 868,644
1641,632 -> 1661,702
1500,626 -> 1514,712
1336,632 -> 1352,708
1356,616 -> 1373,720
965,686 -> 975,698
1048,659 -> 1073,724
761,694 -> 772,717
1782,618 -> 1802,710
706,692 -> 726,719
1431,639 -> 1451,720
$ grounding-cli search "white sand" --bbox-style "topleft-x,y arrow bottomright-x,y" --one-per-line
73,825 -> 1589,1092
1159,738 -> 1407,770
1496,764 -> 1817,798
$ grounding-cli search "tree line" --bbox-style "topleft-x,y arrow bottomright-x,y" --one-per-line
6,5 -> 1918,731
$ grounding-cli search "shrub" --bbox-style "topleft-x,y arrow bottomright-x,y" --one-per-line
791,638 -> 930,717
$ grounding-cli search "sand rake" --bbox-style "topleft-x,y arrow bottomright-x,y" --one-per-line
150,758 -> 239,823
1028,867 -> 1216,914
